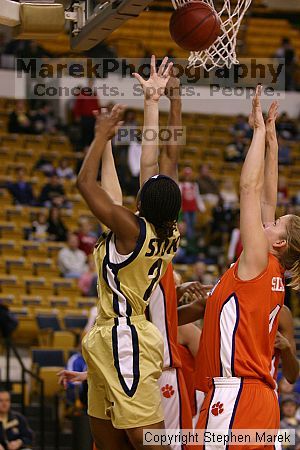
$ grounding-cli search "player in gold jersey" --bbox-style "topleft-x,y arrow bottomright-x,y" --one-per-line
77,57 -> 181,450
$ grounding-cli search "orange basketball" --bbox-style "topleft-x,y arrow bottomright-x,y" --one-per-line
169,1 -> 221,51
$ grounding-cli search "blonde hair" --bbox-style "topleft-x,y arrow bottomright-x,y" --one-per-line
280,214 -> 300,290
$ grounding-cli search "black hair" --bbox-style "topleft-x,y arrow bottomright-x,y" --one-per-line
0,385 -> 10,394
139,175 -> 181,240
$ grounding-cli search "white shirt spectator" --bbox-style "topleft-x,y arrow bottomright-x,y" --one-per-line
58,247 -> 86,278
56,166 -> 75,180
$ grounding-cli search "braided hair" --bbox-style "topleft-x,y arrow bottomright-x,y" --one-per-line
139,175 -> 181,240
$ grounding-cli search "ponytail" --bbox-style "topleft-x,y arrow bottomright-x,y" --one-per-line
280,214 -> 300,290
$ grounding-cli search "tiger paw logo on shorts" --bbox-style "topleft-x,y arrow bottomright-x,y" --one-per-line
211,401 -> 224,416
161,384 -> 175,398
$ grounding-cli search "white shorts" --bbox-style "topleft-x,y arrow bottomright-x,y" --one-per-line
158,367 -> 193,450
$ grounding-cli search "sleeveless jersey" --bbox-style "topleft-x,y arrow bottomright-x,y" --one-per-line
149,263 -> 182,369
94,217 -> 180,320
196,254 -> 285,392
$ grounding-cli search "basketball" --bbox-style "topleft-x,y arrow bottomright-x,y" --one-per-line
169,1 -> 221,52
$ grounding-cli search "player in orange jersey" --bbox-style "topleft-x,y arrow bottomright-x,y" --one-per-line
177,323 -> 203,426
195,86 -> 300,449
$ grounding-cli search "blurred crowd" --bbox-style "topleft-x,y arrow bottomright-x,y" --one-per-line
4,98 -> 300,297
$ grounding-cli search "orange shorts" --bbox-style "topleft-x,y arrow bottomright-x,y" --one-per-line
196,377 -> 279,450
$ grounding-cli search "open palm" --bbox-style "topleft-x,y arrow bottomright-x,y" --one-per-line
265,100 -> 278,134
133,55 -> 173,101
248,85 -> 265,130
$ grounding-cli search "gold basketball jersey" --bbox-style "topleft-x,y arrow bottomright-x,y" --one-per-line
94,217 -> 180,320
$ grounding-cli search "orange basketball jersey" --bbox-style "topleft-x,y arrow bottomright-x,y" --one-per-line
196,254 -> 285,392
149,263 -> 182,368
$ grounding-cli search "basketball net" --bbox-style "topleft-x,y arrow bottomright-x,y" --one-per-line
171,0 -> 252,70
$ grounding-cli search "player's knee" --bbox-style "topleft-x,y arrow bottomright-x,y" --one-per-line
126,428 -> 145,449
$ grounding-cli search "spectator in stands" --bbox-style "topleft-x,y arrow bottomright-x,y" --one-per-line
230,114 -> 252,139
56,158 -> 75,180
58,233 -> 87,279
47,207 -> 68,242
78,255 -> 97,296
197,164 -> 219,206
280,395 -> 300,449
39,173 -> 67,208
278,136 -> 292,165
0,387 -> 33,450
179,166 -> 206,239
277,112 -> 298,140
278,175 -> 289,206
6,168 -> 35,206
173,221 -> 198,264
224,135 -> 246,162
274,37 -> 297,91
65,349 -> 87,408
34,155 -> 55,177
192,261 -> 207,284
30,211 -> 48,242
30,102 -> 58,135
76,218 -> 98,256
210,194 -> 235,250
72,79 -> 100,149
8,101 -> 32,134
279,377 -> 300,400
220,178 -> 239,209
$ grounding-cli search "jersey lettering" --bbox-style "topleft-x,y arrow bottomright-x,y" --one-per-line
145,237 -> 180,257
271,277 -> 285,292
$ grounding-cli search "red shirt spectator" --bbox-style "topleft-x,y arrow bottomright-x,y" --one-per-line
77,219 -> 98,255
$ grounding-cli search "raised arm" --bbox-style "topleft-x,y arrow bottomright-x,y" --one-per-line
101,138 -> 123,206
238,86 -> 269,280
160,71 -> 182,182
77,105 -> 140,253
133,55 -> 173,186
261,101 -> 279,225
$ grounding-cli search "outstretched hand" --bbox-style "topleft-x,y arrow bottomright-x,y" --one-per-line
265,100 -> 278,135
94,104 -> 125,140
248,85 -> 265,131
133,55 -> 173,101
57,369 -> 87,388
165,67 -> 181,100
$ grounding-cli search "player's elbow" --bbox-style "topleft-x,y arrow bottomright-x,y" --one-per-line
77,173 -> 90,194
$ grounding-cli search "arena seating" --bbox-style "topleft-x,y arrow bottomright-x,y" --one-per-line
0,96 -> 299,359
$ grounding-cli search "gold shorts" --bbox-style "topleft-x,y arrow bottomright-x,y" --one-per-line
82,315 -> 164,429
